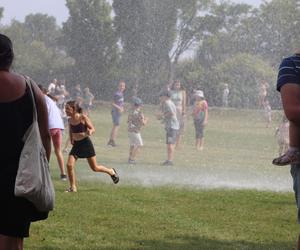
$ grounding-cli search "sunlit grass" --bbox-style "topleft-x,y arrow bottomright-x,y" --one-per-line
25,104 -> 298,249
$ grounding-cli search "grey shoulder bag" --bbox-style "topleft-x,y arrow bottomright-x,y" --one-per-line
14,79 -> 55,212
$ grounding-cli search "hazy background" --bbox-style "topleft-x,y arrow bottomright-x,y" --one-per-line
1,0 -> 266,25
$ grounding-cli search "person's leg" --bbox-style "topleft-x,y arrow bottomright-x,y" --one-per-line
290,165 -> 300,249
167,143 -> 175,162
66,155 -> 77,192
0,234 -> 23,250
87,156 -> 115,175
129,145 -> 134,160
51,129 -> 66,177
87,157 -> 119,184
110,125 -> 119,141
131,146 -> 140,160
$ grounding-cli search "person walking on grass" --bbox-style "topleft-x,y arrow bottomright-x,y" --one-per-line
192,90 -> 208,151
127,97 -> 147,164
65,100 -> 119,192
39,85 -> 67,181
107,81 -> 126,147
156,90 -> 179,166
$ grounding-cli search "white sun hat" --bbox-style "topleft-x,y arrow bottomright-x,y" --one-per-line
194,90 -> 204,98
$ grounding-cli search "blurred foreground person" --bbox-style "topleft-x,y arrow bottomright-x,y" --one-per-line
271,49 -> 300,249
156,91 -> 179,166
65,101 -> 119,192
192,90 -> 208,151
273,50 -> 300,166
0,33 -> 51,249
107,81 -> 126,147
127,97 -> 147,164
39,85 -> 67,180
170,80 -> 186,149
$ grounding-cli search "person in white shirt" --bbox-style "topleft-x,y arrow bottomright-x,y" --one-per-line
39,85 -> 67,180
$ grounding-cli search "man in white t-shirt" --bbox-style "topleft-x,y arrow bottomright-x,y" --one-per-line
39,85 -> 67,180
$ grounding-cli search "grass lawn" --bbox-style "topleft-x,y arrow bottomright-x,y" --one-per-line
25,104 -> 299,249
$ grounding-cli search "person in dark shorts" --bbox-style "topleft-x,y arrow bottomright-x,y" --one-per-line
107,81 -> 126,147
156,90 -> 179,166
65,100 -> 119,192
0,33 -> 51,249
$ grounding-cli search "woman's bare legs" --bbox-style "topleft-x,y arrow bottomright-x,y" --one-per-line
87,156 -> 115,176
66,155 -> 77,192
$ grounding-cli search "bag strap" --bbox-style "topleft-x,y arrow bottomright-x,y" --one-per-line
25,77 -> 38,122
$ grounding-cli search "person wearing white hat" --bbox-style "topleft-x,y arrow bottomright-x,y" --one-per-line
192,90 -> 208,150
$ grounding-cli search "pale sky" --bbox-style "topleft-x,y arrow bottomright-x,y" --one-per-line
0,0 -> 265,26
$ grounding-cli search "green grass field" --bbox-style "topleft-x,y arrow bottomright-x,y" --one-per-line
25,104 -> 299,250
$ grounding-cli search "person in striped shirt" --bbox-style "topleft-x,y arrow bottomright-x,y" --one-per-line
273,49 -> 300,166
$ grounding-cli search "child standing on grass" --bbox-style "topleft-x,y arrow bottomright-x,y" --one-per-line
156,90 -> 179,166
192,90 -> 208,151
65,100 -> 119,192
127,97 -> 147,164
272,50 -> 300,166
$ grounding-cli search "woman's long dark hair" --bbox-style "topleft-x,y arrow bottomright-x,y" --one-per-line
0,33 -> 14,69
66,100 -> 83,114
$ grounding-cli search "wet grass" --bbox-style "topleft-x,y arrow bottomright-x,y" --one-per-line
25,105 -> 298,249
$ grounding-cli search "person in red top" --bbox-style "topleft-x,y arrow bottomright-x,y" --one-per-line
192,90 -> 208,151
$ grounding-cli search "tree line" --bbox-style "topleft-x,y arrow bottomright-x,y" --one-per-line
0,0 -> 299,108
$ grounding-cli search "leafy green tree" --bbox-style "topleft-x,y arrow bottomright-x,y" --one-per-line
0,19 -> 73,84
62,0 -> 118,98
214,53 -> 277,108
23,14 -> 61,48
113,0 -> 177,102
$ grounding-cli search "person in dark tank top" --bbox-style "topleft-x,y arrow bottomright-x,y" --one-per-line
64,100 -> 119,193
0,33 -> 51,250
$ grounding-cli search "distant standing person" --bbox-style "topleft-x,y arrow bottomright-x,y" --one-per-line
39,85 -> 67,180
258,80 -> 269,108
107,81 -> 126,147
192,90 -> 208,151
170,80 -> 186,149
263,100 -> 272,128
82,87 -> 94,114
222,83 -> 229,107
0,33 -> 51,249
127,97 -> 147,164
65,100 -> 119,192
156,90 -> 179,166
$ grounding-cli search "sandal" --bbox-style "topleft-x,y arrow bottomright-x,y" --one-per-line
111,168 -> 119,184
65,187 -> 77,193
272,149 -> 300,166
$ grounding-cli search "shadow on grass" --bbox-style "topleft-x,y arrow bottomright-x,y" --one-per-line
34,235 -> 295,250
131,235 -> 295,250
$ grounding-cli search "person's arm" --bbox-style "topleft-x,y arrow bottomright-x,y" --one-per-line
83,114 -> 95,135
280,84 -> 300,125
203,101 -> 208,125
31,81 -> 51,161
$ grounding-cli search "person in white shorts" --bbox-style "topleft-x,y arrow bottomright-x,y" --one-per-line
127,97 -> 147,164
